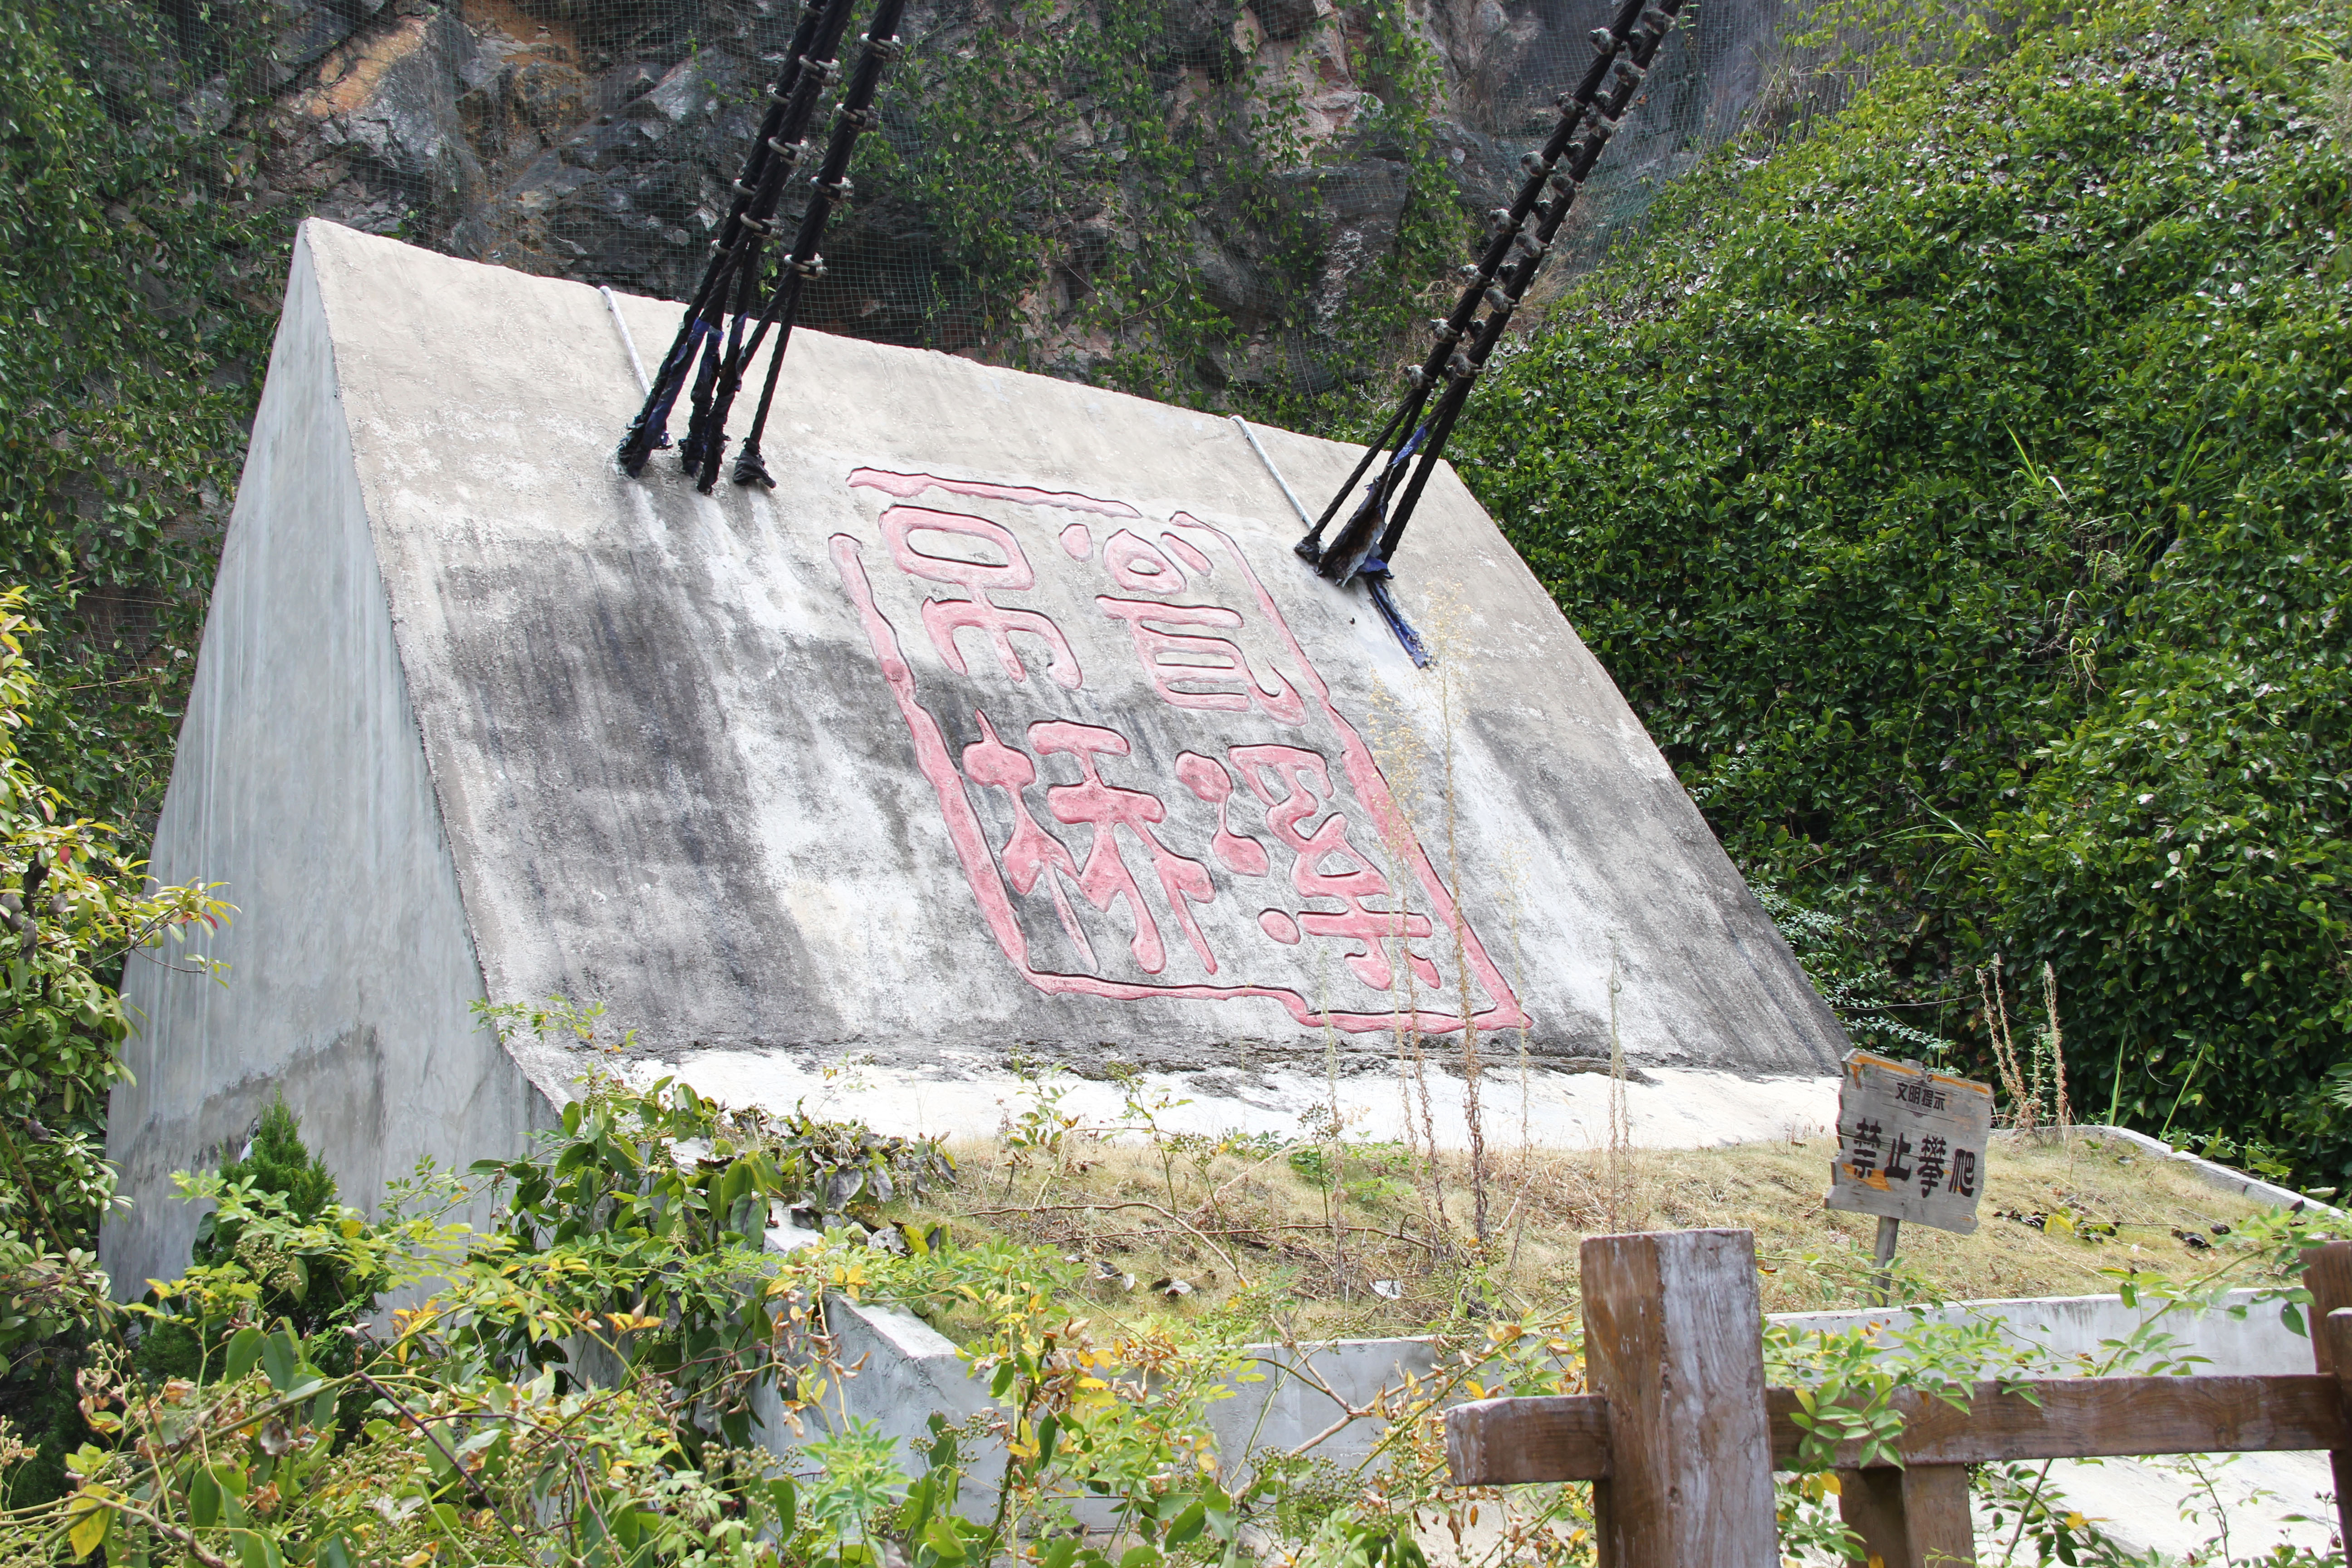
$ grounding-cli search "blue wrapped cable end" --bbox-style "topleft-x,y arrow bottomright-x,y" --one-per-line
1362,563 -> 1433,668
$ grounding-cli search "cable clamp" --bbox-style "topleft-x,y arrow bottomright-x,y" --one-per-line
1481,285 -> 1513,313
789,253 -> 827,278
738,213 -> 773,237
1548,166 -> 1582,193
1589,24 -> 1614,51
1612,56 -> 1649,87
1511,230 -> 1550,258
767,136 -> 810,162
732,177 -> 760,199
799,54 -> 841,82
815,174 -> 853,201
1447,350 -> 1480,381
1428,318 -> 1462,344
1406,364 -> 1431,388
837,103 -> 882,130
766,82 -> 794,104
861,32 -> 906,62
1519,149 -> 1553,176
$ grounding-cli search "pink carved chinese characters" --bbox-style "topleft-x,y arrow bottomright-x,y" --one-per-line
832,467 -> 1525,1035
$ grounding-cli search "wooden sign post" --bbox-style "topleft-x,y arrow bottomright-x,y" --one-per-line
1825,1050 -> 1994,1301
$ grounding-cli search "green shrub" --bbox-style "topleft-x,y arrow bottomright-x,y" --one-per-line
1455,0 -> 2352,1182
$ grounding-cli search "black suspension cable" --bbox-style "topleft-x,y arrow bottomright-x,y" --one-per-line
612,0 -> 820,475
1298,0 -> 1685,584
674,0 -> 865,478
696,0 -> 912,494
612,0 -> 858,477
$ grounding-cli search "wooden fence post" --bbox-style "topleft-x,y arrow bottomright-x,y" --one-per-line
1838,1463 -> 1975,1568
1583,1228 -> 1779,1568
2307,1240 -> 2352,1555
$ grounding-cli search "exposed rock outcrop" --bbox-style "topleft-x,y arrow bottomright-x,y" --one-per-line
240,0 -> 1788,390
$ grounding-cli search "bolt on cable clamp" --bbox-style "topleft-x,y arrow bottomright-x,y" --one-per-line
837,103 -> 882,130
799,54 -> 842,81
766,136 -> 811,161
815,175 -> 853,201
860,32 -> 906,60
789,253 -> 827,278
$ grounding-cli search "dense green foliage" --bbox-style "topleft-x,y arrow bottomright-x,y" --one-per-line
0,0 -> 281,828
1457,0 -> 2352,1181
0,593 -> 222,1505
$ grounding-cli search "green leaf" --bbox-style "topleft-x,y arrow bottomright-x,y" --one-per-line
189,1467 -> 222,1529
1164,1501 -> 1207,1548
223,1326 -> 264,1382
65,1487 -> 113,1561
261,1329 -> 299,1393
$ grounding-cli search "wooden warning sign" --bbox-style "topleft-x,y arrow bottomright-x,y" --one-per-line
1824,1050 -> 1994,1235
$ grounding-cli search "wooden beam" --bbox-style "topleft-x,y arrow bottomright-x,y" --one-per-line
1766,1375 -> 2347,1468
1446,1395 -> 1611,1484
1446,1373 -> 2347,1486
2305,1242 -> 2352,1557
1583,1229 -> 1778,1568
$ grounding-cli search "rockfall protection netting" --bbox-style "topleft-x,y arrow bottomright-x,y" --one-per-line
291,0 -> 1857,404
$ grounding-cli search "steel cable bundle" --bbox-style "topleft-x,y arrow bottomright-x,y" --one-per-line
1294,0 -> 1687,611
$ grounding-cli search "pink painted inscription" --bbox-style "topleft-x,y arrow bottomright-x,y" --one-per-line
833,467 -> 1526,1034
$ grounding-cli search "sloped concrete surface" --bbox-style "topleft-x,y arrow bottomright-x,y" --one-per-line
107,232 -> 557,1295
115,220 -> 1844,1278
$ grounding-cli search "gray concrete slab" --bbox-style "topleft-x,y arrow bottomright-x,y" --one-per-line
111,220 -> 1845,1280
107,233 -> 559,1294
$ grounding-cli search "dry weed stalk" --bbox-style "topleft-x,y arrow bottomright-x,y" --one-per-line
1502,846 -> 1536,1274
1428,595 -> 1491,1246
1978,955 -> 2037,1132
1366,668 -> 1449,1245
1606,936 -> 1631,1232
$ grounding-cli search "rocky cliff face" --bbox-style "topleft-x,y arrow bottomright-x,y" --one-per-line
245,0 -> 1786,393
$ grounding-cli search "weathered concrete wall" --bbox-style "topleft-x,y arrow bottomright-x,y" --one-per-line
113,220 -> 1844,1259
290,220 -> 1841,1090
105,229 -> 560,1296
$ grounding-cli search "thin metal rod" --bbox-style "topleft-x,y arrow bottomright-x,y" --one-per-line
600,286 -> 649,394
1231,416 -> 1313,529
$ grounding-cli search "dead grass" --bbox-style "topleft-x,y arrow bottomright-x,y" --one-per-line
883,1128 -> 2282,1343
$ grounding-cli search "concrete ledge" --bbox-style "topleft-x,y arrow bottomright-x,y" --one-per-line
1770,1288 -> 2308,1378
2074,1124 -> 2340,1216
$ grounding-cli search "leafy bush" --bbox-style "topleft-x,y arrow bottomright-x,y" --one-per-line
0,588 -> 222,1505
1456,0 -> 2352,1182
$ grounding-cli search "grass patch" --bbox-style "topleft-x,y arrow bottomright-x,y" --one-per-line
880,1129 -> 2282,1343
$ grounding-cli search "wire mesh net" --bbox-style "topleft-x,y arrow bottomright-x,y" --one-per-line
428,0 -> 1841,404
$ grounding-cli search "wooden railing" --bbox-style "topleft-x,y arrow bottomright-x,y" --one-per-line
1443,1231 -> 2352,1568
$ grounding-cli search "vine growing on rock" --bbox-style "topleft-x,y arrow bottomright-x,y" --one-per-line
0,0 -> 284,832
852,0 -> 1470,407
